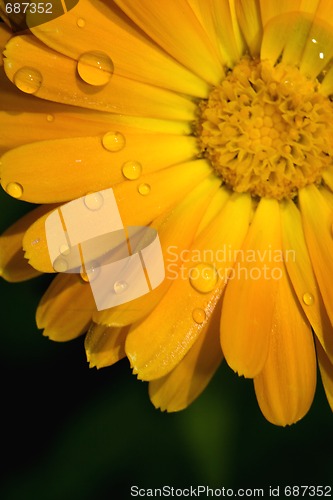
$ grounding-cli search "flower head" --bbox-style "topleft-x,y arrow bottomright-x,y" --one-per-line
1,0 -> 333,426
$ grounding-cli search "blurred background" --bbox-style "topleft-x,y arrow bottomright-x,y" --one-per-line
1,188 -> 332,500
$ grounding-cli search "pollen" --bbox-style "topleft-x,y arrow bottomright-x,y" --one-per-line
197,57 -> 333,199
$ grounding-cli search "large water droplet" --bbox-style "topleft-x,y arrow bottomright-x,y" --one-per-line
84,192 -> 104,211
302,292 -> 314,306
138,183 -> 151,196
122,161 -> 142,180
189,263 -> 218,293
53,258 -> 68,273
6,182 -> 23,198
102,131 -> 126,152
14,67 -> 42,94
192,308 -> 206,324
77,51 -> 114,86
113,280 -> 129,294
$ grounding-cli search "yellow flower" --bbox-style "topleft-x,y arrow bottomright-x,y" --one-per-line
1,0 -> 333,426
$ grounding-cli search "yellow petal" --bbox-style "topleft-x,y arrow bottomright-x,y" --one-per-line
126,192 -> 252,381
220,198 -> 281,378
23,160 -> 212,271
235,0 -> 262,57
115,0 -> 223,85
93,175 -> 221,327
188,0 -> 245,67
36,273 -> 95,341
85,323 -> 128,369
30,0 -> 209,97
298,184 -> 333,326
254,269 -> 316,426
280,199 -> 333,364
300,17 -> 333,79
0,204 -> 57,281
0,23 -> 11,65
149,301 -> 223,412
259,0 -> 317,26
316,338 -> 333,412
0,68 -> 192,154
4,35 -> 196,120
1,133 -> 198,202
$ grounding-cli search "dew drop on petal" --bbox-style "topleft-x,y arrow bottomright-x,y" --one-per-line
192,308 -> 206,324
77,51 -> 114,86
46,114 -> 54,122
189,263 -> 218,293
122,161 -> 142,180
302,292 -> 314,306
113,280 -> 129,294
76,18 -> 85,28
53,258 -> 68,273
85,263 -> 100,282
14,67 -> 42,94
102,131 -> 126,152
59,244 -> 70,256
84,192 -> 104,211
6,182 -> 23,198
138,183 -> 151,196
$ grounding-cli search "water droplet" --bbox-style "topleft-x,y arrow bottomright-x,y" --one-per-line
6,182 -> 23,198
102,131 -> 126,152
113,280 -> 129,294
192,308 -> 206,324
84,262 -> 100,282
302,292 -> 314,306
31,239 -> 40,246
14,67 -> 42,94
59,244 -> 70,256
76,18 -> 85,28
77,51 -> 114,86
46,114 -> 54,122
122,161 -> 142,180
84,192 -> 104,211
189,263 -> 218,293
53,258 -> 68,273
138,183 -> 151,196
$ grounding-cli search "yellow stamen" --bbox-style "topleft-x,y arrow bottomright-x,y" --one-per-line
197,57 -> 333,200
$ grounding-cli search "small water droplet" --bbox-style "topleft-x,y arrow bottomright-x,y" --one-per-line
302,292 -> 314,306
138,183 -> 151,196
59,244 -> 70,256
76,18 -> 85,28
53,258 -> 68,273
77,51 -> 114,86
84,263 -> 100,282
192,308 -> 206,324
14,67 -> 42,94
189,263 -> 218,293
46,114 -> 54,122
31,239 -> 40,246
84,192 -> 104,211
6,182 -> 23,198
113,280 -> 129,294
122,161 -> 142,180
102,131 -> 126,152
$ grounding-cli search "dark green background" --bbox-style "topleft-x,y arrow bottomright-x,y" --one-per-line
1,188 -> 332,500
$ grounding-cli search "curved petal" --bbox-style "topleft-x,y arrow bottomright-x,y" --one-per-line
125,193 -> 252,381
22,159 -> 212,271
115,0 -> 223,85
298,184 -> 333,326
149,301 -> 223,412
93,175 -> 221,327
0,204 -> 57,281
254,268 -> 317,426
4,35 -> 196,120
280,199 -> 333,364
220,198 -> 281,378
235,0 -> 263,57
1,134 -> 198,202
36,273 -> 95,341
85,322 -> 129,368
316,338 -> 333,412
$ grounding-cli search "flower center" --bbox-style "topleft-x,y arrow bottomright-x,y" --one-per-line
197,57 -> 333,199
